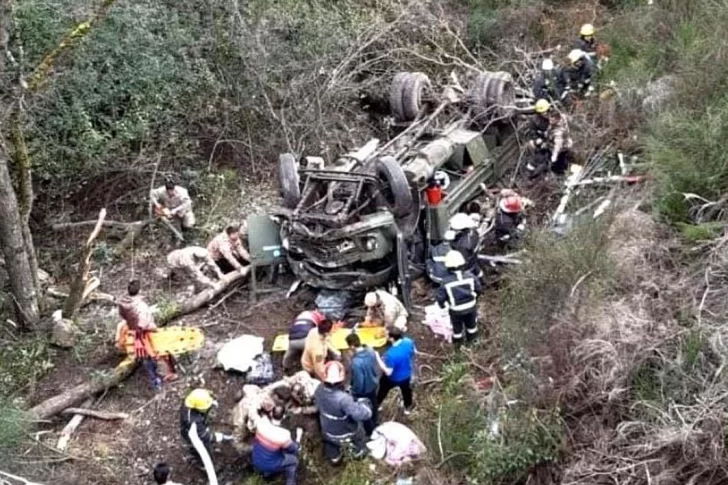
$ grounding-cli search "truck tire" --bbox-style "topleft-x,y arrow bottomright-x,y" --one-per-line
390,72 -> 410,121
278,153 -> 301,209
377,156 -> 414,218
487,71 -> 516,118
468,72 -> 495,122
402,72 -> 431,121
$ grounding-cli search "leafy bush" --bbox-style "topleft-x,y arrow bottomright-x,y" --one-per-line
0,338 -> 54,394
0,398 -> 29,461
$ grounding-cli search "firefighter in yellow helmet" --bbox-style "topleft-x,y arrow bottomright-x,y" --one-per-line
526,99 -> 573,178
575,24 -> 597,56
180,389 -> 229,485
564,49 -> 596,96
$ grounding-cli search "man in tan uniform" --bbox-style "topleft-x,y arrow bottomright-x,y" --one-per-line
167,246 -> 223,290
301,320 -> 340,381
151,180 -> 195,229
207,223 -> 251,274
364,290 -> 409,331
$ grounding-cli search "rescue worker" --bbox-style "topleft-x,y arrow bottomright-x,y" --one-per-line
532,58 -> 567,102
207,222 -> 250,274
526,99 -> 573,177
574,23 -> 597,58
301,319 -> 341,381
166,246 -> 223,290
118,279 -> 176,389
564,49 -> 596,97
449,213 -> 483,280
180,389 -> 224,485
282,308 -> 327,374
313,361 -> 373,465
252,405 -> 303,485
151,180 -> 195,229
376,327 -> 416,415
436,250 -> 483,346
494,190 -> 528,249
364,290 -> 408,331
426,232 -> 454,285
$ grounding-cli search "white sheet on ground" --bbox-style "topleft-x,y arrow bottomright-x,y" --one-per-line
216,335 -> 264,372
366,421 -> 426,466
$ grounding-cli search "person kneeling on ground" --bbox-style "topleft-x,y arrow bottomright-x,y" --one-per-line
252,405 -> 303,485
207,222 -> 250,274
314,361 -> 372,465
301,319 -> 341,382
494,190 -> 531,250
436,250 -> 482,346
153,462 -> 184,485
283,308 -> 327,374
363,289 -> 408,331
166,246 -> 223,291
151,179 -> 195,230
377,327 -> 416,416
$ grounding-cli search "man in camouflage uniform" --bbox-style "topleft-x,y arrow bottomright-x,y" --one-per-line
167,246 -> 223,290
151,180 -> 195,229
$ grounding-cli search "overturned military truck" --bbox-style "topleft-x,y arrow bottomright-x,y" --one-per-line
261,71 -> 529,306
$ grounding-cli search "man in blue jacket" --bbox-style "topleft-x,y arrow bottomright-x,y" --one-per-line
436,250 -> 483,347
346,333 -> 380,436
376,327 -> 416,415
252,405 -> 303,485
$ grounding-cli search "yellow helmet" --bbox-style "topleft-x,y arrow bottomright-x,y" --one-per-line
568,49 -> 585,65
444,250 -> 466,269
185,389 -> 216,412
580,23 -> 595,37
534,99 -> 551,114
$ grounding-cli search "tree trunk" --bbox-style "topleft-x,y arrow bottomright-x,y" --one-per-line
0,150 -> 39,327
63,209 -> 106,319
28,268 -> 249,420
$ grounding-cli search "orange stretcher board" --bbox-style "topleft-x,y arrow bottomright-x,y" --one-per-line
272,326 -> 387,352
120,326 -> 205,357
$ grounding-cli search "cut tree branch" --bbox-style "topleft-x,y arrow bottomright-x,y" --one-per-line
60,408 -> 128,420
28,268 -> 250,420
63,208 -> 106,318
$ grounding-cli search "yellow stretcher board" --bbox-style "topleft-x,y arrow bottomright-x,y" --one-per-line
121,326 -> 205,357
272,326 -> 387,352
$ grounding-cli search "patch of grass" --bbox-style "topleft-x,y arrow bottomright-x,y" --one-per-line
0,398 -> 30,463
0,337 -> 55,394
498,221 -> 614,360
675,222 -> 725,242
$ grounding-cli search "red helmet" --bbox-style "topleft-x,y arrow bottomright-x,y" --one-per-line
499,196 -> 523,214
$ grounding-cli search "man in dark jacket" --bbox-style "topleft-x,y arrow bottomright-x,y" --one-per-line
574,24 -> 597,57
180,389 -> 220,485
532,58 -> 567,102
313,361 -> 372,465
346,333 -> 380,436
564,49 -> 596,96
494,191 -> 528,250
426,234 -> 454,286
436,251 -> 483,346
449,213 -> 483,279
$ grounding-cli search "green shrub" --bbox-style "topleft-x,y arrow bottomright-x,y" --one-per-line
0,338 -> 54,394
0,398 -> 29,461
498,221 -> 614,360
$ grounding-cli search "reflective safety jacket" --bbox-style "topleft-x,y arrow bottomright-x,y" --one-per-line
435,269 -> 483,316
426,242 -> 451,284
313,384 -> 372,442
532,69 -> 567,101
565,57 -> 596,91
180,405 -> 218,485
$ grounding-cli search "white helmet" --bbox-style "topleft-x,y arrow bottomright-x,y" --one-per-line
444,230 -> 456,241
444,250 -> 466,269
568,49 -> 585,65
541,58 -> 554,71
324,361 -> 345,384
364,292 -> 379,307
449,213 -> 477,231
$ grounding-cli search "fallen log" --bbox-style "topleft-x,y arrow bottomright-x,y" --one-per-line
51,219 -> 145,231
61,408 -> 128,420
28,268 -> 250,421
47,287 -> 116,305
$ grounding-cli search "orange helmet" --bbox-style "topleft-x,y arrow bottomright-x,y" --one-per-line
500,196 -> 523,214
